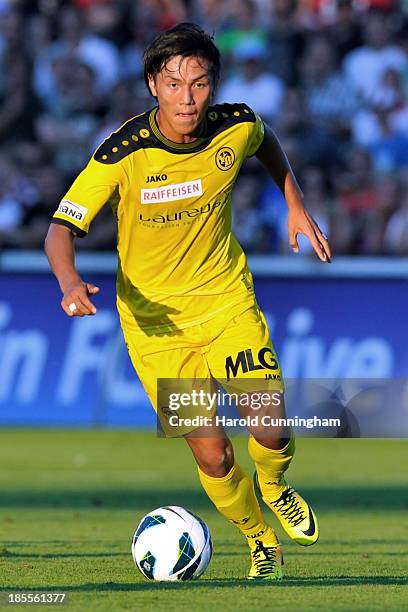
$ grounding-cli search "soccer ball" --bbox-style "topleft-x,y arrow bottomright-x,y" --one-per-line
131,506 -> 212,581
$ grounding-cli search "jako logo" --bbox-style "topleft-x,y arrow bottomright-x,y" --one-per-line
57,200 -> 88,221
225,347 -> 279,380
146,173 -> 167,183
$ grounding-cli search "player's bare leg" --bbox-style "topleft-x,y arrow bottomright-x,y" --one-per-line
184,422 -> 283,580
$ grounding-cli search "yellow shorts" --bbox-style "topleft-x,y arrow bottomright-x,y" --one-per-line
118,296 -> 283,437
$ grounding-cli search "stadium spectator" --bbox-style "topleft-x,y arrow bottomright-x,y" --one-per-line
0,143 -> 43,245
299,36 -> 358,142
0,3 -> 21,55
232,175 -> 270,253
121,11 -> 145,80
215,0 -> 266,57
360,174 -> 401,254
32,5 -> 121,106
327,203 -> 353,254
335,146 -> 382,253
324,0 -> 362,60
25,12 -> 54,63
2,165 -> 63,250
0,49 -> 35,142
343,11 -> 407,107
351,69 -> 408,173
0,7 -> 37,142
294,166 -> 330,255
78,1 -> 127,47
275,86 -> 339,170
336,147 -> 378,216
367,116 -> 408,173
267,0 -> 306,85
216,39 -> 285,122
35,58 -> 102,177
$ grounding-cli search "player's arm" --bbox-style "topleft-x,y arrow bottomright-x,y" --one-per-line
44,224 -> 100,317
45,137 -> 126,316
255,123 -> 331,263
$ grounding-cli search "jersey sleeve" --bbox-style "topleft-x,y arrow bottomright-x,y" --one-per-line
245,112 -> 265,158
51,155 -> 124,237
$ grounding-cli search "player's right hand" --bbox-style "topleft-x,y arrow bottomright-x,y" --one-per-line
61,281 -> 100,317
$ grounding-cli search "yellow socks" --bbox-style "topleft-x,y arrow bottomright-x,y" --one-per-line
197,438 -> 296,547
198,463 -> 278,547
248,434 -> 295,499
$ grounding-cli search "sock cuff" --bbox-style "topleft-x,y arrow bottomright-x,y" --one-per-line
248,433 -> 295,459
197,462 -> 243,486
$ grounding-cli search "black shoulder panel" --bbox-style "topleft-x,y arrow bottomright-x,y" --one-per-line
93,104 -> 258,160
93,111 -> 154,164
205,102 -> 257,137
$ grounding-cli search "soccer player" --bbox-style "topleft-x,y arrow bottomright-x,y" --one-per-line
45,23 -> 331,580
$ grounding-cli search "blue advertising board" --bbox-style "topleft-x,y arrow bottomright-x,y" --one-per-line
0,269 -> 407,427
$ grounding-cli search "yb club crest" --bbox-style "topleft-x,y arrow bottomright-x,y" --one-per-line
215,147 -> 235,171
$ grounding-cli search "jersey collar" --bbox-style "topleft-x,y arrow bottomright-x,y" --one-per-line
149,107 -> 208,151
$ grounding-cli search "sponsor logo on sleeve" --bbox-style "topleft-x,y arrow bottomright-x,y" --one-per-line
141,179 -> 202,204
56,200 -> 88,222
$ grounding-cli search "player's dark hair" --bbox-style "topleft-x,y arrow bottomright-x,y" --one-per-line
143,23 -> 221,96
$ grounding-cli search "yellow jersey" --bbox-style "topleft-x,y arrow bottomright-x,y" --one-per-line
52,103 -> 265,332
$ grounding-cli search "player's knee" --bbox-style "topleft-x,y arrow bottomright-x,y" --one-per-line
196,439 -> 234,477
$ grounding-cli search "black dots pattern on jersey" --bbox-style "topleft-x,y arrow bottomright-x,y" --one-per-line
93,103 -> 257,162
93,112 -> 154,164
204,103 -> 257,140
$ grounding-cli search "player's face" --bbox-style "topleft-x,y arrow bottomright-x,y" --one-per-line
148,55 -> 213,143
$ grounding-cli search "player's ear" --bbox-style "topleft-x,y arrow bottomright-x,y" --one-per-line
148,75 -> 158,98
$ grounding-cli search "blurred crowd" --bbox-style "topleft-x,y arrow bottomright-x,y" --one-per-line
1,0 -> 408,255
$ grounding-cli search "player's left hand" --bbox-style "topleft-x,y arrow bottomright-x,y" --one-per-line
288,205 -> 331,263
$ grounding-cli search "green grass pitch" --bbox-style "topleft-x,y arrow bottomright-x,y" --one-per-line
0,430 -> 406,611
